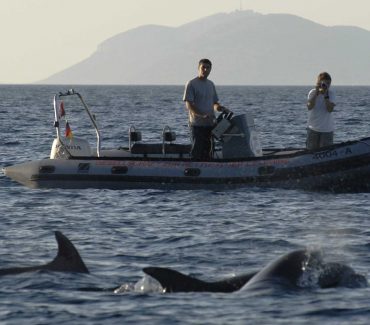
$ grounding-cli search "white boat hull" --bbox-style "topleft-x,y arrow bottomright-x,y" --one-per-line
4,138 -> 370,192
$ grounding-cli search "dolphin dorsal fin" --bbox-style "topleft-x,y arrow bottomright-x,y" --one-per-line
46,231 -> 89,273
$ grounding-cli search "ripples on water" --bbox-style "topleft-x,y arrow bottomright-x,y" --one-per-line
0,85 -> 370,324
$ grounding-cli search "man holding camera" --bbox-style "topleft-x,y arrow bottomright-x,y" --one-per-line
306,72 -> 336,150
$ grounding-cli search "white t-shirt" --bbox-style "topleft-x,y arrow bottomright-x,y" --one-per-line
183,77 -> 219,127
307,88 -> 336,132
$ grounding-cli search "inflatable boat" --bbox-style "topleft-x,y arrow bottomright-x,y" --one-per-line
3,89 -> 370,192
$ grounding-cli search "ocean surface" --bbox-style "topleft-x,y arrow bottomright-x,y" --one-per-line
0,85 -> 370,324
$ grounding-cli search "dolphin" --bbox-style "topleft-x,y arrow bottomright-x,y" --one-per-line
0,231 -> 89,276
143,249 -> 367,293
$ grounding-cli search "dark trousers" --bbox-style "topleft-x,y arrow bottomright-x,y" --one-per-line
190,126 -> 213,160
306,128 -> 334,150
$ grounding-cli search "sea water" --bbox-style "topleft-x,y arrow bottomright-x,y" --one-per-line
0,85 -> 370,324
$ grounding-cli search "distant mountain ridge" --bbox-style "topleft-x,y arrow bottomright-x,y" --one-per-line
41,11 -> 370,85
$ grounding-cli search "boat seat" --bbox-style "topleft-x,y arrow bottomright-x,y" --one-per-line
128,125 -> 191,156
130,143 -> 162,154
129,126 -> 142,150
165,143 -> 191,154
163,131 -> 176,142
130,131 -> 142,142
130,143 -> 191,155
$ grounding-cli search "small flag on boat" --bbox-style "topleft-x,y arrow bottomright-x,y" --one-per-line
65,121 -> 73,139
59,101 -> 65,118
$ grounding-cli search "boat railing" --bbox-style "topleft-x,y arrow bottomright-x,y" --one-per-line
53,89 -> 101,157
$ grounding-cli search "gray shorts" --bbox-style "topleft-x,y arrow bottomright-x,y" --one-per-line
306,128 -> 334,150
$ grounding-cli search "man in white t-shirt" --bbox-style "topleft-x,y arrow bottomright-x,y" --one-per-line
306,72 -> 336,150
183,58 -> 229,160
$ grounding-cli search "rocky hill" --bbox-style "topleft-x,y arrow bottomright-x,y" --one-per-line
41,10 -> 370,85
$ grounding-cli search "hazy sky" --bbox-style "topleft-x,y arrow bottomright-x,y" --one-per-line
1,0 -> 370,84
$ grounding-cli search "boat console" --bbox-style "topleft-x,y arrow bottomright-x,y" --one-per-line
212,112 -> 262,158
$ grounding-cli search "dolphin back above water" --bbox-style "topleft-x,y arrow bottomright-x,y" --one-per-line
142,267 -> 258,293
143,249 -> 368,293
0,231 -> 89,276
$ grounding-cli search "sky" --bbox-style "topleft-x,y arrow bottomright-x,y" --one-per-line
1,0 -> 370,84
